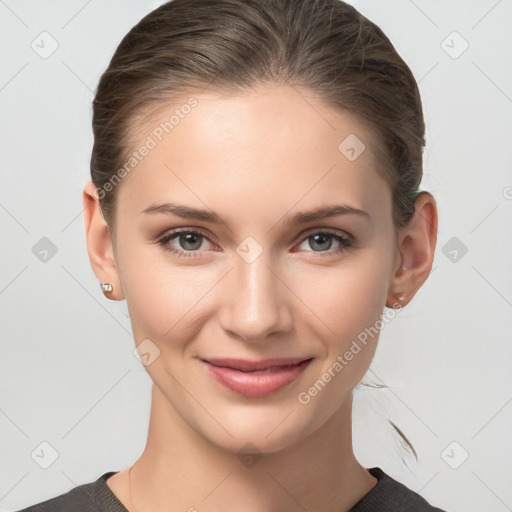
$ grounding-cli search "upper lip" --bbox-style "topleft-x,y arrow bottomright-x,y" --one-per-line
201,357 -> 313,372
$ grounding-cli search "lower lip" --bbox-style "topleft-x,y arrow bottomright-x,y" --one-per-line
201,359 -> 313,398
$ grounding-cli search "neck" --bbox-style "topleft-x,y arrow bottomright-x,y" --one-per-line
127,384 -> 376,512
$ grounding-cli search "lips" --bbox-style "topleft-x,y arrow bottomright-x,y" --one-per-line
200,357 -> 313,397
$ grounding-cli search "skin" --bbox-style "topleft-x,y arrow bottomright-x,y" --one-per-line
83,83 -> 437,512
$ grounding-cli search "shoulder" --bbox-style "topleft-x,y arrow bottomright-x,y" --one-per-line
350,467 -> 449,512
13,472 -> 127,512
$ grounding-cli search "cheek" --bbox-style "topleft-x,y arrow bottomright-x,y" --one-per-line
337,264 -> 388,340
291,256 -> 391,417
115,232 -> 206,341
123,261 -> 214,343
293,254 -> 391,344
293,252 -> 393,403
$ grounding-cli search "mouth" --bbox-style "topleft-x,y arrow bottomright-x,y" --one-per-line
199,357 -> 314,398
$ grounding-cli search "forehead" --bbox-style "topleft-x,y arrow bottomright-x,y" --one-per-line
116,84 -> 391,224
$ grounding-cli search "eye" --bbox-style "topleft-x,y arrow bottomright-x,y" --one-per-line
156,229 -> 215,258
295,230 -> 353,256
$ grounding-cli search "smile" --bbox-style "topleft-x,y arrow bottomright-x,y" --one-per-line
199,357 -> 314,398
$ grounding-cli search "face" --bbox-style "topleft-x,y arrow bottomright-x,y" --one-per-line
112,84 -> 400,453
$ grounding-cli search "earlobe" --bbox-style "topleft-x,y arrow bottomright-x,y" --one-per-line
82,182 -> 125,300
386,192 -> 438,308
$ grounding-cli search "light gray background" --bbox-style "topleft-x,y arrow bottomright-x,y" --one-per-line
1,1 -> 511,511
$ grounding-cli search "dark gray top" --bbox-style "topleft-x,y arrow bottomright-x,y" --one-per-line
15,467 -> 448,511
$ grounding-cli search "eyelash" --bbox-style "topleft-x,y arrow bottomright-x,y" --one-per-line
155,228 -> 354,258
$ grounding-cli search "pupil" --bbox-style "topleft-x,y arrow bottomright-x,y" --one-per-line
311,234 -> 331,251
181,233 -> 201,250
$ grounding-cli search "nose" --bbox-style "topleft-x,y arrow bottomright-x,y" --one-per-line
218,248 -> 293,343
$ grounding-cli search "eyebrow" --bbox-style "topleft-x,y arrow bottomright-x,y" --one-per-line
141,202 -> 370,226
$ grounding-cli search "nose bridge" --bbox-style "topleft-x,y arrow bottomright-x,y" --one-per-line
220,239 -> 290,340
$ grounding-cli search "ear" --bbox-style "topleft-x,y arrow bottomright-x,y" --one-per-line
386,191 -> 438,308
82,182 -> 125,301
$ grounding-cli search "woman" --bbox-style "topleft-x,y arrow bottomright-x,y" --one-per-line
17,0 -> 446,510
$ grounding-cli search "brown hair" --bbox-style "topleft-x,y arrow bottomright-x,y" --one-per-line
90,0 -> 424,460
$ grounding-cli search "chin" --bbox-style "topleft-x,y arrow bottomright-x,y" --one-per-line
207,426 -> 304,457
194,401 -> 324,456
